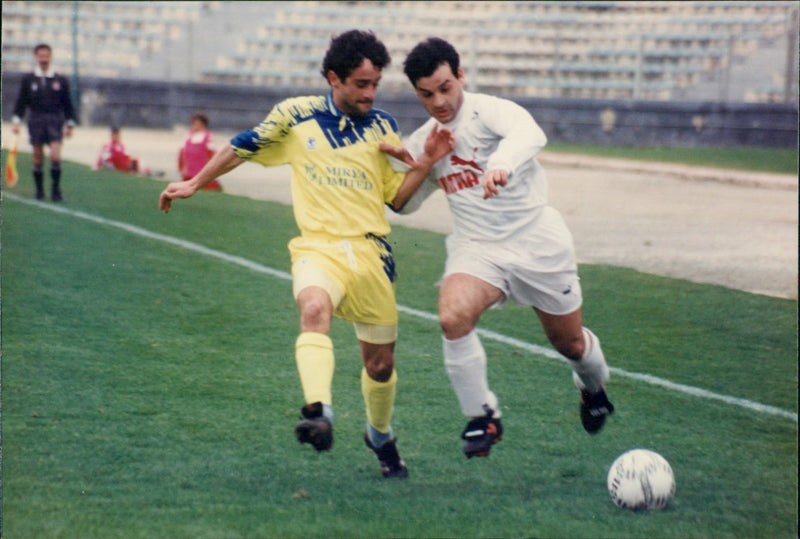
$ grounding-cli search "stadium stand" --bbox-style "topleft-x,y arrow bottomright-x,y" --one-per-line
2,1 -> 211,77
2,0 -> 797,103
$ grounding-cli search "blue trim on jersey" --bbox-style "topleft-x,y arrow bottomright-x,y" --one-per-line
366,233 -> 396,283
230,129 -> 261,153
322,93 -> 400,150
230,93 -> 400,155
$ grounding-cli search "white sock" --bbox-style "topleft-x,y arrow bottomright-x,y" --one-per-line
322,404 -> 334,421
570,328 -> 610,393
443,331 -> 501,418
366,423 -> 393,448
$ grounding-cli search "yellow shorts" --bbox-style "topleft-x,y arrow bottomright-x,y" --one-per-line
289,234 -> 398,343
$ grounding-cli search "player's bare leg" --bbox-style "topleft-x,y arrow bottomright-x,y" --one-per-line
49,140 -> 62,162
534,307 -> 586,360
297,285 -> 333,334
294,286 -> 335,451
439,273 -> 505,457
439,273 -> 503,341
534,307 -> 614,433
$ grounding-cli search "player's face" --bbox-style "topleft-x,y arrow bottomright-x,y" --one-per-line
328,59 -> 382,118
35,48 -> 52,72
413,63 -> 465,124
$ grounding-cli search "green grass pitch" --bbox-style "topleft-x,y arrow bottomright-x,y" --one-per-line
1,154 -> 797,538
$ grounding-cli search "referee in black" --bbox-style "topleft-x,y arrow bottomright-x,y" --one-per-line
12,43 -> 77,201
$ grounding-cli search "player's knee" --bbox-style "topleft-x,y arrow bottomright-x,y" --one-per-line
552,334 -> 585,361
364,352 -> 394,382
439,307 -> 475,340
298,297 -> 331,330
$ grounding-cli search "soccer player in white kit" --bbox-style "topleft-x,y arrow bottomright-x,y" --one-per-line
386,37 -> 614,458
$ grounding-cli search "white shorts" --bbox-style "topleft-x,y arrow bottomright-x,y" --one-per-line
443,206 -> 582,315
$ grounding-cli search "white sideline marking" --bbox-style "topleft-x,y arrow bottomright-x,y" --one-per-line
8,193 -> 797,423
5,193 -> 292,281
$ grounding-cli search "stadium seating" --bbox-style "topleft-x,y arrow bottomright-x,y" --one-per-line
1,0 -> 796,103
1,1 -> 209,77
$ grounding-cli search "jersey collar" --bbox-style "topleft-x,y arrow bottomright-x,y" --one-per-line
442,91 -> 474,127
326,92 -> 360,132
34,66 -> 56,77
326,93 -> 343,117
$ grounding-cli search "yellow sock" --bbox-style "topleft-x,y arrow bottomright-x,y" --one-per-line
361,368 -> 397,434
295,332 -> 334,405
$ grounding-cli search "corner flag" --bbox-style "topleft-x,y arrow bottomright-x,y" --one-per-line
5,135 -> 18,188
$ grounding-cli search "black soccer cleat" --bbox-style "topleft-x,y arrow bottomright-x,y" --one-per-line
461,410 -> 503,458
364,434 -> 409,478
580,388 -> 615,434
294,402 -> 333,452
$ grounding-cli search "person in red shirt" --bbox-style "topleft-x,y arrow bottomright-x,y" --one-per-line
96,127 -> 145,174
178,112 -> 220,190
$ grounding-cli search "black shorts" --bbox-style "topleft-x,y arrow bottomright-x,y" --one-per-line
28,112 -> 64,145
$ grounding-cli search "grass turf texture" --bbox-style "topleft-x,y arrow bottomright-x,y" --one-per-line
2,154 -> 797,538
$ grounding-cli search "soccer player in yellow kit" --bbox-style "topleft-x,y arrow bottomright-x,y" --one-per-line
159,30 -> 453,478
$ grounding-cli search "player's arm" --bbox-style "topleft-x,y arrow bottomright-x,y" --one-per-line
386,124 -> 454,211
11,76 -> 31,135
59,76 -> 77,137
482,96 -> 546,199
159,144 -> 243,213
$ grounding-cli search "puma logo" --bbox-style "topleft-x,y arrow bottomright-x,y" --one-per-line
450,147 -> 483,173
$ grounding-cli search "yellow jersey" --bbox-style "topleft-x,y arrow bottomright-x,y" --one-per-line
231,94 -> 406,238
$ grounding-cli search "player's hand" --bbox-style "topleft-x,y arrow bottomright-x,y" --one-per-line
422,124 -> 454,163
482,169 -> 508,199
378,142 -> 414,166
379,124 -> 454,169
12,124 -> 20,135
159,181 -> 197,213
64,126 -> 73,138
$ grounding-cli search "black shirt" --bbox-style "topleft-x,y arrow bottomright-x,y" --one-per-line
13,71 -> 77,123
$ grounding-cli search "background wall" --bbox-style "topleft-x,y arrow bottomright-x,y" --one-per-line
3,72 -> 797,148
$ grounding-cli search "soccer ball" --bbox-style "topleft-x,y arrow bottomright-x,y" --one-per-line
607,449 -> 675,510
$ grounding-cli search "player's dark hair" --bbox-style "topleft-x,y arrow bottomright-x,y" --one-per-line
403,37 -> 460,87
34,43 -> 52,54
321,30 -> 390,82
192,112 -> 209,127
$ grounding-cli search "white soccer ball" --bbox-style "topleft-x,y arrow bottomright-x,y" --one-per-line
607,449 -> 675,510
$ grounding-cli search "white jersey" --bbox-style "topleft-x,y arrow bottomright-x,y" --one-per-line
404,91 -> 548,242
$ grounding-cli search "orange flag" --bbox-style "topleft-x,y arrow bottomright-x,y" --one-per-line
5,135 -> 19,188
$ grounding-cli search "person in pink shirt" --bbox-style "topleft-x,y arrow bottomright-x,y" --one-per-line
178,112 -> 219,190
